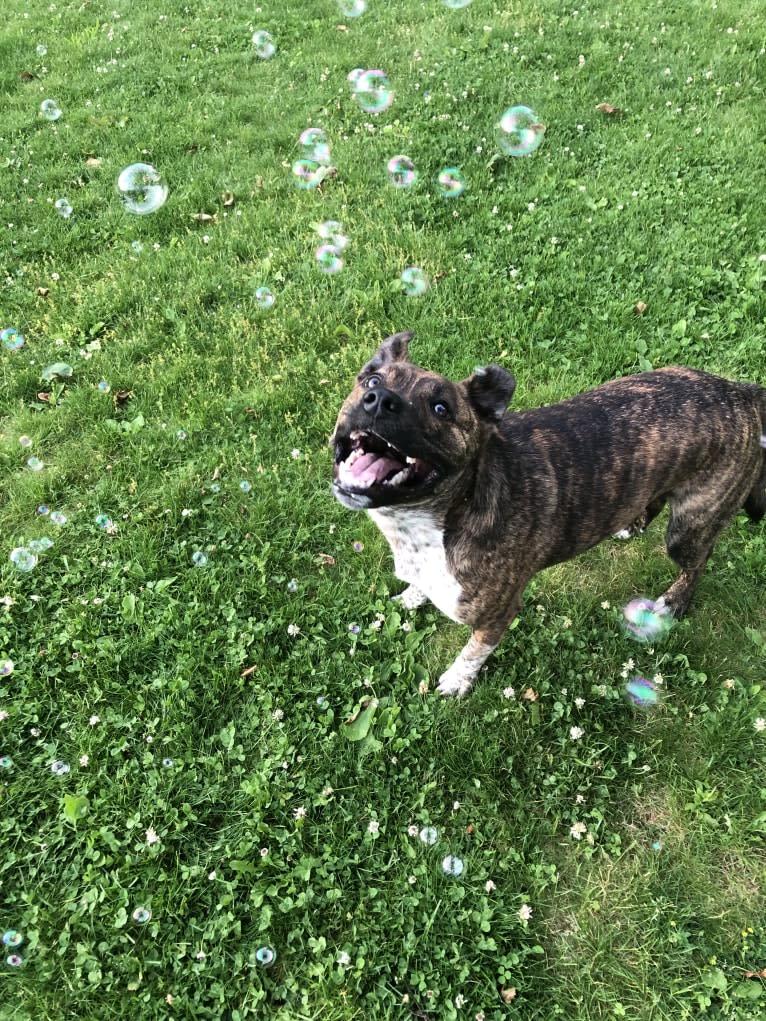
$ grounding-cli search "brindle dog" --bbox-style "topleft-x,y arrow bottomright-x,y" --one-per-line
332,332 -> 766,696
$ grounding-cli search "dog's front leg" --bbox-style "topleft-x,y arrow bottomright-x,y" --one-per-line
393,584 -> 428,610
436,593 -> 523,698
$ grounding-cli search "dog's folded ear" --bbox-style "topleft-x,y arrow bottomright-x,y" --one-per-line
463,365 -> 516,422
359,331 -> 414,377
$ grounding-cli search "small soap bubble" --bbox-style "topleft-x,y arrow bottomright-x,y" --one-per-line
256,945 -> 277,967
624,676 -> 660,709
131,240 -> 144,254
209,482 -> 221,493
40,99 -> 62,121
116,163 -> 168,215
0,660 -> 13,676
496,105 -> 545,157
10,548 -> 38,572
54,197 -> 73,218
37,505 -> 50,516
651,840 -> 663,851
27,457 -> 44,472
6,954 -> 23,968
239,480 -> 252,493
176,429 -> 187,441
436,167 -> 466,197
347,67 -> 365,87
443,0 -> 472,8
252,30 -> 276,59
419,826 -> 438,845
291,158 -> 323,190
622,597 -> 671,642
50,511 -> 67,526
36,44 -> 48,56
441,854 -> 464,876
33,537 -> 53,551
400,266 -> 429,297
132,907 -> 152,924
2,931 -> 23,948
353,70 -> 393,113
315,245 -> 344,274
316,696 -> 329,709
387,155 -> 417,188
18,436 -> 33,448
255,286 -> 275,309
338,0 -> 366,15
51,759 -> 70,775
162,757 -> 174,768
95,514 -> 113,530
299,127 -> 331,165
191,551 -> 207,567
317,221 -> 348,250
0,757 -> 13,770
353,541 -> 364,553
348,622 -> 361,634
1,328 -> 25,351
98,380 -> 111,393
286,579 -> 299,593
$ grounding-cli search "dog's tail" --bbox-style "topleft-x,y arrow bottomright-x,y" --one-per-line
743,386 -> 766,522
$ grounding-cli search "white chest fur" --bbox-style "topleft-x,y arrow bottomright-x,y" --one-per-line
367,506 -> 466,623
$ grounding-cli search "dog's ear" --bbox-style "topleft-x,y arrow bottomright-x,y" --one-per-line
359,331 -> 413,376
463,365 -> 516,422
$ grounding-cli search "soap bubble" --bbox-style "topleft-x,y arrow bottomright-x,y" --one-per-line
316,221 -> 348,250
50,511 -> 67,526
191,551 -> 207,567
95,514 -> 113,530
292,158 -> 324,189
444,0 -> 472,7
98,380 -> 111,393
37,505 -> 49,515
131,240 -> 144,254
1,328 -> 25,351
40,99 -> 62,121
315,245 -> 343,274
353,70 -> 393,113
239,480 -> 252,493
0,660 -> 13,676
419,826 -> 438,845
116,163 -> 168,215
132,907 -> 152,924
316,696 -> 329,709
400,266 -> 428,297
441,854 -> 464,876
0,757 -> 13,769
2,931 -> 23,948
31,537 -> 53,551
5,954 -> 23,968
338,0 -> 366,15
255,286 -> 275,309
176,429 -> 187,440
624,676 -> 660,708
387,155 -> 417,188
162,757 -> 174,768
256,945 -> 277,967
347,67 -> 365,87
18,436 -> 32,448
51,760 -> 70,775
27,457 -> 44,472
496,105 -> 545,157
299,127 -> 331,165
622,597 -> 671,642
286,579 -> 298,593
10,548 -> 38,572
252,30 -> 276,59
436,167 -> 465,197
54,197 -> 73,218
36,44 -> 48,56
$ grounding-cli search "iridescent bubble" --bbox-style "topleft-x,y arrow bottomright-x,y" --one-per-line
2,931 -> 23,948
34,537 -> 53,551
347,68 -> 365,87
353,541 -> 364,553
40,99 -> 62,121
131,240 -> 144,254
436,167 -> 465,198
18,436 -> 32,448
6,954 -> 23,968
338,0 -> 367,15
256,945 -> 277,967
116,163 -> 168,215
37,505 -> 50,516
98,380 -> 111,393
255,286 -> 275,309
1,328 -> 25,351
315,245 -> 343,274
419,826 -> 438,845
316,221 -> 348,250
54,197 -> 73,218
348,622 -> 361,634
10,548 -> 38,572
95,514 -> 113,530
162,757 -> 174,768
252,30 -> 276,59
27,540 -> 45,553
441,854 -> 464,876
209,483 -> 221,493
239,480 -> 252,493
387,155 -> 417,188
299,127 -> 331,165
353,70 -> 393,113
0,660 -> 13,676
443,0 -> 472,7
400,266 -> 429,297
0,757 -> 12,770
286,579 -> 298,593
27,457 -> 44,472
191,551 -> 207,567
496,105 -> 545,157
50,511 -> 67,526
625,676 -> 660,708
132,906 -> 152,924
51,760 -> 70,776
622,597 -> 671,642
292,158 -> 323,190
36,44 -> 48,56
176,429 -> 187,440
316,696 -> 329,709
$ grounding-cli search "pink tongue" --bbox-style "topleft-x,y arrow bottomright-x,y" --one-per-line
349,451 -> 402,484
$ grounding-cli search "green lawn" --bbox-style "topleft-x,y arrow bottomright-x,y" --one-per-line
1,1 -> 766,1018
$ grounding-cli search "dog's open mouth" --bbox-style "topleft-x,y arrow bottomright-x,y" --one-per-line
335,430 -> 438,495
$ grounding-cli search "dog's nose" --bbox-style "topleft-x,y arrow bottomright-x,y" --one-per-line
362,386 -> 402,417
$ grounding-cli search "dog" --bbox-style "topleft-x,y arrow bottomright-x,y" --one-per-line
331,331 -> 766,696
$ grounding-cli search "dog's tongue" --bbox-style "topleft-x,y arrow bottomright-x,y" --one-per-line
348,451 -> 402,484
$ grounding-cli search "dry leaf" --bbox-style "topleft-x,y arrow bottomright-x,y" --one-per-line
500,987 -> 517,1004
635,301 -> 648,316
37,392 -> 50,402
596,102 -> 622,115
465,824 -> 475,835
336,23 -> 348,31
113,388 -> 133,406
315,553 -> 336,566
185,143 -> 199,154
191,212 -> 217,223
36,287 -> 49,296
221,190 -> 235,206
522,687 -> 538,702
240,665 -> 259,678
211,466 -> 222,481
742,968 -> 766,979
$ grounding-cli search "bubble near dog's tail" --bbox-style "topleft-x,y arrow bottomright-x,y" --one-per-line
743,387 -> 766,522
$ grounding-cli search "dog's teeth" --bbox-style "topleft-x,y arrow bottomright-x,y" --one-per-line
384,469 -> 408,487
405,456 -> 416,465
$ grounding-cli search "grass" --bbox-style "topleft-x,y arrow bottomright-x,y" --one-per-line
1,0 -> 766,1017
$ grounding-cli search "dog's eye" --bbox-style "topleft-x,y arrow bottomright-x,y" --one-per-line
432,401 -> 450,418
365,374 -> 382,389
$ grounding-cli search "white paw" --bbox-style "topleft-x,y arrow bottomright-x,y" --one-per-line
436,660 -> 476,698
393,585 -> 427,610
612,528 -> 633,540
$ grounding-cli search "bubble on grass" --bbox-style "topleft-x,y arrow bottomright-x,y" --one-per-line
51,760 -> 70,776
239,480 -> 252,493
347,67 -> 365,87
191,551 -> 207,567
162,757 -> 174,768
6,954 -> 23,968
436,167 -> 465,198
622,597 -> 671,642
40,99 -> 62,121
132,907 -> 152,924
97,380 -> 111,393
299,127 -> 331,165
443,0 -> 472,7
353,541 -> 364,553
131,240 -> 144,254
54,197 -> 73,219
37,505 -> 49,516
18,436 -> 33,448
252,30 -> 276,59
0,659 -> 13,676
496,105 -> 545,157
292,158 -> 323,190
353,70 -> 393,113
255,286 -> 275,310
387,154 -> 417,188
10,548 -> 38,573
316,220 -> 348,250
31,537 -> 53,551
316,696 -> 329,709
400,266 -> 429,297
286,579 -> 298,593
338,0 -> 367,15
176,429 -> 187,441
419,826 -> 438,845
50,511 -> 67,526
2,932 -> 23,949
209,482 -> 221,494
256,945 -> 277,967
348,622 -> 361,634
315,245 -> 343,274
652,840 -> 663,851
624,676 -> 660,709
441,854 -> 464,876
2,328 -> 25,351
95,513 -> 113,530
0,757 -> 13,770
27,457 -> 44,472
116,163 -> 168,215
36,44 -> 48,56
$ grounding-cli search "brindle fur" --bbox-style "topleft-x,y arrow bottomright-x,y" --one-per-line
332,332 -> 766,695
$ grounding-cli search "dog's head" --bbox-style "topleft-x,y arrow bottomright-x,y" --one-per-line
331,331 -> 516,510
